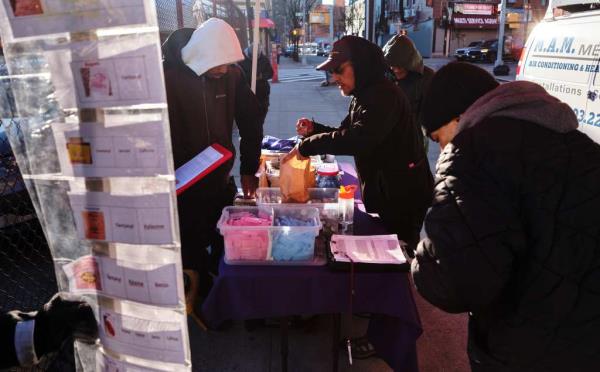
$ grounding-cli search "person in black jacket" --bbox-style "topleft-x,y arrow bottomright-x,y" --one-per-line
382,34 -> 434,152
286,36 -> 433,247
162,19 -> 262,291
413,62 -> 600,371
238,45 -> 273,125
1,293 -> 97,369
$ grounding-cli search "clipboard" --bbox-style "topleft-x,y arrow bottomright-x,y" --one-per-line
175,143 -> 232,195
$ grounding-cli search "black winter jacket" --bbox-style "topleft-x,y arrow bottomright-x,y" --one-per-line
298,39 -> 432,243
413,83 -> 600,371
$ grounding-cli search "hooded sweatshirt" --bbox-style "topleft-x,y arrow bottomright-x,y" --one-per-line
162,21 -> 262,195
299,36 -> 433,244
382,34 -> 434,130
181,18 -> 244,76
458,80 -> 578,134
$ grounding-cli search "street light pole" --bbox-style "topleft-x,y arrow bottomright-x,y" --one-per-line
302,0 -> 307,64
495,0 -> 507,67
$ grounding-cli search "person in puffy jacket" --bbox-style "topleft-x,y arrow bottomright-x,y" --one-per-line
412,62 -> 600,371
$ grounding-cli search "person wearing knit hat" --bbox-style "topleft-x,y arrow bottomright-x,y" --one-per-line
421,62 -> 499,148
382,34 -> 434,153
412,61 -> 600,371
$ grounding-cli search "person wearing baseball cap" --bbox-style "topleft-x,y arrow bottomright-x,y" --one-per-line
285,36 -> 433,252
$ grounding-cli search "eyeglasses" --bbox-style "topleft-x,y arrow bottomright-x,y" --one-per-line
329,62 -> 351,75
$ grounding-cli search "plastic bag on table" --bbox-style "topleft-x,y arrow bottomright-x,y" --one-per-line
280,157 -> 313,203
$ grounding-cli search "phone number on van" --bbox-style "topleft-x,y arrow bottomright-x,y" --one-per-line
573,108 -> 600,127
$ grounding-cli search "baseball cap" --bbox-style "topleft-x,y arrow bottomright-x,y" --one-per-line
316,36 -> 353,72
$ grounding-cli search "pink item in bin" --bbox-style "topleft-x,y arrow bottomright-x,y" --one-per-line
227,211 -> 272,226
222,210 -> 272,261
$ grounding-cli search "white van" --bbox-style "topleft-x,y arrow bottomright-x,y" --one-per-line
516,0 -> 600,143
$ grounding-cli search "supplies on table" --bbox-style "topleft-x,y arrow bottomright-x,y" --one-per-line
280,156 -> 315,203
256,187 -> 340,236
328,234 -> 410,272
261,135 -> 300,154
315,162 -> 341,189
338,185 -> 357,235
217,206 -> 323,265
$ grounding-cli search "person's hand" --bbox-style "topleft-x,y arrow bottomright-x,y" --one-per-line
282,145 -> 309,164
34,293 -> 98,357
241,174 -> 259,199
296,118 -> 314,137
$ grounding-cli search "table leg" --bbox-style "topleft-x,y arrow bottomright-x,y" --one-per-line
281,316 -> 289,372
332,313 -> 341,372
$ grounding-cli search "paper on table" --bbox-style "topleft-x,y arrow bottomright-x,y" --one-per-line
330,234 -> 406,265
175,144 -> 232,195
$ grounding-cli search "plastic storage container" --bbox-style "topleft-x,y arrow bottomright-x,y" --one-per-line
256,187 -> 339,235
217,205 -> 322,265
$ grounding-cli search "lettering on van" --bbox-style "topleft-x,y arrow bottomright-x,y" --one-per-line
532,36 -> 600,59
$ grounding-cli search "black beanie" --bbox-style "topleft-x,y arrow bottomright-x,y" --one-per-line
422,62 -> 499,134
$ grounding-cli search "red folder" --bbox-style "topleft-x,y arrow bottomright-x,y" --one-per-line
175,143 -> 232,195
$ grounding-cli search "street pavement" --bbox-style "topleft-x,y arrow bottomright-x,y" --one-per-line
201,55 -> 476,371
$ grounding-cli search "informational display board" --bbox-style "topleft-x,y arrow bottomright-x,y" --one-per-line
0,1 -> 190,370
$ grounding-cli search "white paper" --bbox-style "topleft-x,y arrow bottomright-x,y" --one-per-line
100,308 -> 186,363
63,255 -> 180,306
68,192 -> 174,245
175,145 -> 226,192
0,0 -> 147,39
45,38 -> 165,109
330,234 -> 407,265
52,121 -> 168,177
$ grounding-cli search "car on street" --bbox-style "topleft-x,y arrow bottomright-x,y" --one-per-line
317,45 -> 332,56
464,39 -> 514,63
283,45 -> 294,57
454,41 -> 484,61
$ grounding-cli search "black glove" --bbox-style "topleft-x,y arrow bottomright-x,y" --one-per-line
33,293 -> 98,358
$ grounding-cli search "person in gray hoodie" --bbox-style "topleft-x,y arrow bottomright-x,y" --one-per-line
382,34 -> 433,150
413,62 -> 600,371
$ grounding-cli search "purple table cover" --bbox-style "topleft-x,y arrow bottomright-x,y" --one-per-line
201,163 -> 422,372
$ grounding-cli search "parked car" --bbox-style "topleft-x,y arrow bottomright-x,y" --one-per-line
283,45 -> 294,57
464,39 -> 513,63
317,45 -> 332,57
454,41 -> 484,61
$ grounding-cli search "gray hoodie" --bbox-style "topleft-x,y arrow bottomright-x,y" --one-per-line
458,80 -> 578,135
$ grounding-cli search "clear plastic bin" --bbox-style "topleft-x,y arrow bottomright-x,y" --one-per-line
217,205 -> 322,265
255,188 -> 339,235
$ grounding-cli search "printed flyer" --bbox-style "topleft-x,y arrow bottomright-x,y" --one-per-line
45,38 -> 165,109
68,192 -> 175,245
52,121 -> 169,177
63,255 -> 180,306
96,350 -> 185,372
0,0 -> 148,39
99,308 -> 186,363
